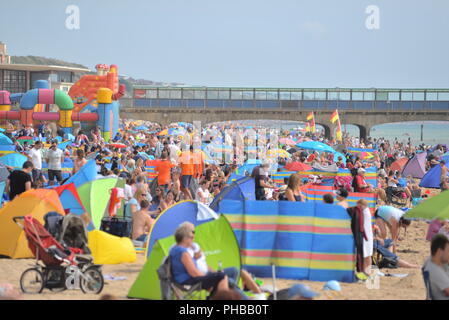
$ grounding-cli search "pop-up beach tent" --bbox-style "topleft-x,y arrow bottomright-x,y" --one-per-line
419,162 -> 449,188
0,189 -> 65,258
128,201 -> 241,300
402,152 -> 427,179
77,178 -> 125,229
218,199 -> 355,283
209,176 -> 255,212
406,189 -> 449,220
390,157 -> 409,173
63,159 -> 97,188
0,153 -> 27,169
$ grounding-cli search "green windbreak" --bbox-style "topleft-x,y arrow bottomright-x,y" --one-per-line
128,215 -> 241,300
77,178 -> 123,229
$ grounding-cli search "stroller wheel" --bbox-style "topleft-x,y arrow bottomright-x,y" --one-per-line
20,268 -> 44,294
80,267 -> 104,294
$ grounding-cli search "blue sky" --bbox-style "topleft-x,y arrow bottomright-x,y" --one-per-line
1,0 -> 448,88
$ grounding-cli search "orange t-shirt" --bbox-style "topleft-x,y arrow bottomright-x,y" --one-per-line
179,151 -> 195,176
194,152 -> 205,178
155,159 -> 175,186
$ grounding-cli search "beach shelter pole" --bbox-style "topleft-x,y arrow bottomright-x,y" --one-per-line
272,263 -> 277,301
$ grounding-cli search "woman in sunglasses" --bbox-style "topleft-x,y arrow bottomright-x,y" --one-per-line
169,222 -> 229,298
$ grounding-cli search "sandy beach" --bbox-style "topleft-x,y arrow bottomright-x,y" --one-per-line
0,219 -> 430,300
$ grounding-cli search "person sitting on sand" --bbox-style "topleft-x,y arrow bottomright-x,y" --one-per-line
426,219 -> 447,241
422,234 -> 449,300
284,173 -> 305,202
373,225 -> 419,269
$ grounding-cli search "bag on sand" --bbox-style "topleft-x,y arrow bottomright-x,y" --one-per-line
100,217 -> 132,238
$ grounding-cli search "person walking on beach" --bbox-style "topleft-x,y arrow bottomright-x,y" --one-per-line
5,161 -> 33,200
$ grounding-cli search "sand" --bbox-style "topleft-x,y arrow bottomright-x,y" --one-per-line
0,219 -> 430,300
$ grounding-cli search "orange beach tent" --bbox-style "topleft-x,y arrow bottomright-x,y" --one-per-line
0,189 -> 65,259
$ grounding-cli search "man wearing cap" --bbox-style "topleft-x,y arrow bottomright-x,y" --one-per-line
336,188 -> 349,208
354,168 -> 370,193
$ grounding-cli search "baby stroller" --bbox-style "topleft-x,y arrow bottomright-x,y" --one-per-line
14,215 -> 104,294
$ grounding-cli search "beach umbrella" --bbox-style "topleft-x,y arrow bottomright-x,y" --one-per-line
279,138 -> 296,146
135,125 -> 148,131
406,190 -> 449,220
0,133 -> 12,145
267,149 -> 291,159
158,129 -> 168,136
108,143 -> 127,149
17,136 -> 34,146
284,162 -> 312,172
296,141 -> 336,153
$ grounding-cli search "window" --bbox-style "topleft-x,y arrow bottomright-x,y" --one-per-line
2,70 -> 26,93
388,91 -> 400,101
438,92 -> 449,101
339,92 -> 350,100
363,92 -> 374,101
290,92 -> 302,100
218,90 -> 230,99
183,90 -> 194,99
158,90 -> 169,99
314,91 -> 326,100
401,92 -> 412,101
328,91 -> 338,100
207,90 -> 219,99
279,91 -> 291,100
194,90 -> 206,99
352,92 -> 363,100
170,89 -> 182,99
375,92 -> 388,101
426,92 -> 438,101
266,91 -> 278,100
231,90 -> 243,100
413,92 -> 424,101
303,91 -> 314,100
146,89 -> 157,99
242,91 -> 254,100
255,91 -> 267,100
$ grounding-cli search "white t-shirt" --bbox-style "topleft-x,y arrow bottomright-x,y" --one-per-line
187,243 -> 209,274
196,187 -> 211,205
46,148 -> 63,170
124,184 -> 134,202
28,148 -> 42,170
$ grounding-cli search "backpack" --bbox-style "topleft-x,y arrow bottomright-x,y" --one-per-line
157,256 -> 174,300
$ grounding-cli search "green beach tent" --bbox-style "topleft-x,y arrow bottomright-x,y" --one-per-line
77,178 -> 125,229
128,214 -> 241,300
406,190 -> 449,220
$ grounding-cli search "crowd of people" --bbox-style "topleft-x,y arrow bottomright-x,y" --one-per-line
2,119 -> 449,300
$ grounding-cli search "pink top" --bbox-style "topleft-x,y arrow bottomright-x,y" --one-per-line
426,219 -> 443,241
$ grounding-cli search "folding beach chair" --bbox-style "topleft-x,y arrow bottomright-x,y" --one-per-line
157,256 -> 205,300
422,267 -> 434,300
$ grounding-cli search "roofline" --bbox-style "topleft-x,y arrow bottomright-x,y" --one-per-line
0,63 -> 91,73
133,86 -> 449,91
